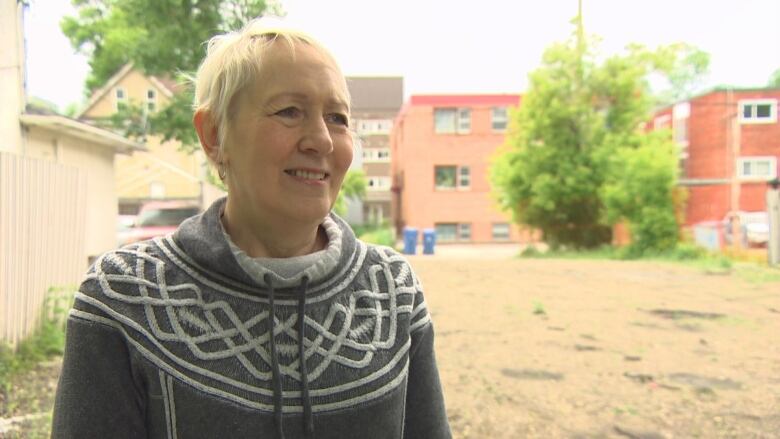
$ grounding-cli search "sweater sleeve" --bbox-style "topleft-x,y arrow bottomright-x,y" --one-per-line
399,258 -> 451,439
404,322 -> 452,439
51,313 -> 147,439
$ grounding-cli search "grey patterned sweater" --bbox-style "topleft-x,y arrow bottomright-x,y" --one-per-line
51,199 -> 451,439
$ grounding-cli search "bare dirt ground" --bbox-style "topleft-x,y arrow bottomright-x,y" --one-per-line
3,252 -> 779,438
409,255 -> 780,438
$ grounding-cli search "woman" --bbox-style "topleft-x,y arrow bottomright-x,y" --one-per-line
52,21 -> 451,439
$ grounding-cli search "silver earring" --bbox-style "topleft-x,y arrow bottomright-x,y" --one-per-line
217,161 -> 227,180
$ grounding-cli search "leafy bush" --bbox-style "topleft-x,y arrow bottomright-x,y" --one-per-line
358,227 -> 395,247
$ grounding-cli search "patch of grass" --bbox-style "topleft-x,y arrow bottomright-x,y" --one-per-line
532,301 -> 547,316
733,263 -> 780,283
519,245 -> 618,260
517,242 -> 780,284
0,287 -> 73,413
354,224 -> 396,247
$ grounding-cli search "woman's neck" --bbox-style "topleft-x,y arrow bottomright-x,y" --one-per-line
222,201 -> 327,259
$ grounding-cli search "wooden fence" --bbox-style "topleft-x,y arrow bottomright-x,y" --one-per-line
0,152 -> 87,347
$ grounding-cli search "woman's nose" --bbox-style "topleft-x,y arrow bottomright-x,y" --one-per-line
298,116 -> 334,155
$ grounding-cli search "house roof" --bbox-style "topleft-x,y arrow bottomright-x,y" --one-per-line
20,112 -> 146,154
346,77 -> 403,112
75,62 -> 177,119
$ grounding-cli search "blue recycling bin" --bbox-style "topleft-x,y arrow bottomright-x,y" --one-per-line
422,228 -> 436,255
402,227 -> 418,255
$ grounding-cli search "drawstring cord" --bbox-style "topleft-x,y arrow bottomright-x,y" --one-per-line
298,276 -> 314,437
264,274 -> 285,439
264,274 -> 315,438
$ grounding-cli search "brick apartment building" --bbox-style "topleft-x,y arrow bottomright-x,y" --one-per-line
391,94 -> 525,243
347,77 -> 403,225
651,88 -> 780,226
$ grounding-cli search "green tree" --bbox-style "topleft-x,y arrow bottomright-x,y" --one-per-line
491,24 -> 704,252
62,0 -> 280,149
333,170 -> 367,217
769,68 -> 780,88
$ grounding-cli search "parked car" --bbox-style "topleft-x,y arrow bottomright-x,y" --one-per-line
118,201 -> 200,246
723,211 -> 770,247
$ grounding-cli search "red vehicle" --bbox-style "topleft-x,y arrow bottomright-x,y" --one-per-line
118,201 -> 200,246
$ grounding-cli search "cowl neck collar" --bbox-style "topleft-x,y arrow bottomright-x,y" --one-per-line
173,197 -> 357,291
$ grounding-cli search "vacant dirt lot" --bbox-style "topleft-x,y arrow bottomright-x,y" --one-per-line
409,255 -> 780,438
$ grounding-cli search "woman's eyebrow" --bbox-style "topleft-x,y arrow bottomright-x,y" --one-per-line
265,92 -> 349,110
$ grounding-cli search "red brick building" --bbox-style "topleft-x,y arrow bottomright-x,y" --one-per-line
651,88 -> 780,226
390,94 -> 526,243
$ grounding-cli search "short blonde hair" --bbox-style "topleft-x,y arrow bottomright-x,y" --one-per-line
192,20 -> 348,162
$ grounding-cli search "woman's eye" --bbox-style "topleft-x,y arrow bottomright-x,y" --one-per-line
326,113 -> 349,126
275,107 -> 302,118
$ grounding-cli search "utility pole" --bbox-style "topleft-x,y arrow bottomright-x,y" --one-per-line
768,178 -> 780,265
727,88 -> 742,249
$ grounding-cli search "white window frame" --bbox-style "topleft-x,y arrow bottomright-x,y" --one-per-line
492,223 -> 511,241
362,148 -> 391,163
457,223 -> 471,241
492,107 -> 508,131
434,165 -> 470,190
356,119 -> 393,135
738,99 -> 778,124
149,181 -> 166,198
114,87 -> 127,111
458,166 -> 471,189
737,156 -> 777,181
434,107 -> 471,134
434,223 -> 458,242
434,223 -> 471,242
367,176 -> 391,191
457,108 -> 471,133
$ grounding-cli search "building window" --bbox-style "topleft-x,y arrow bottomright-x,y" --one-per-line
362,148 -> 391,162
458,223 -> 471,241
435,166 -> 457,189
114,87 -> 127,111
434,223 -> 471,242
357,119 -> 393,135
737,156 -> 777,181
146,89 -> 157,113
367,176 -> 391,191
435,165 -> 470,190
434,107 -> 471,134
492,107 -> 508,131
672,102 -> 689,145
458,166 -> 471,188
150,181 -> 166,199
739,99 -> 777,124
492,223 -> 511,241
435,223 -> 458,242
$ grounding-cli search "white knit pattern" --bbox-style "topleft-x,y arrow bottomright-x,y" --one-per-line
73,241 -> 430,412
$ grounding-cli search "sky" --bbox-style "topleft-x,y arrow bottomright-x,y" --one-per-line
22,0 -> 780,111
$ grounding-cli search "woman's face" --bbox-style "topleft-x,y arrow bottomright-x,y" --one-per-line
222,41 -> 353,225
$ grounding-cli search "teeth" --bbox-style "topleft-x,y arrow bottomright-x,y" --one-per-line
289,170 -> 326,180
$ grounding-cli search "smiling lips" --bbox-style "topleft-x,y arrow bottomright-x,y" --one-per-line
285,168 -> 329,182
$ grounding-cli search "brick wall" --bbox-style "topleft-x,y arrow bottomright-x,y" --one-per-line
392,95 -> 525,243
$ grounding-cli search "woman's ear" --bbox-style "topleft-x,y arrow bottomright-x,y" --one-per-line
193,110 -> 221,163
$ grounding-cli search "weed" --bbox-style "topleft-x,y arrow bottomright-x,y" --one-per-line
532,301 -> 547,316
0,287 -> 74,413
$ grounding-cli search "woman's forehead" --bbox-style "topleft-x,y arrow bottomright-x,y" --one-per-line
250,42 -> 350,106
